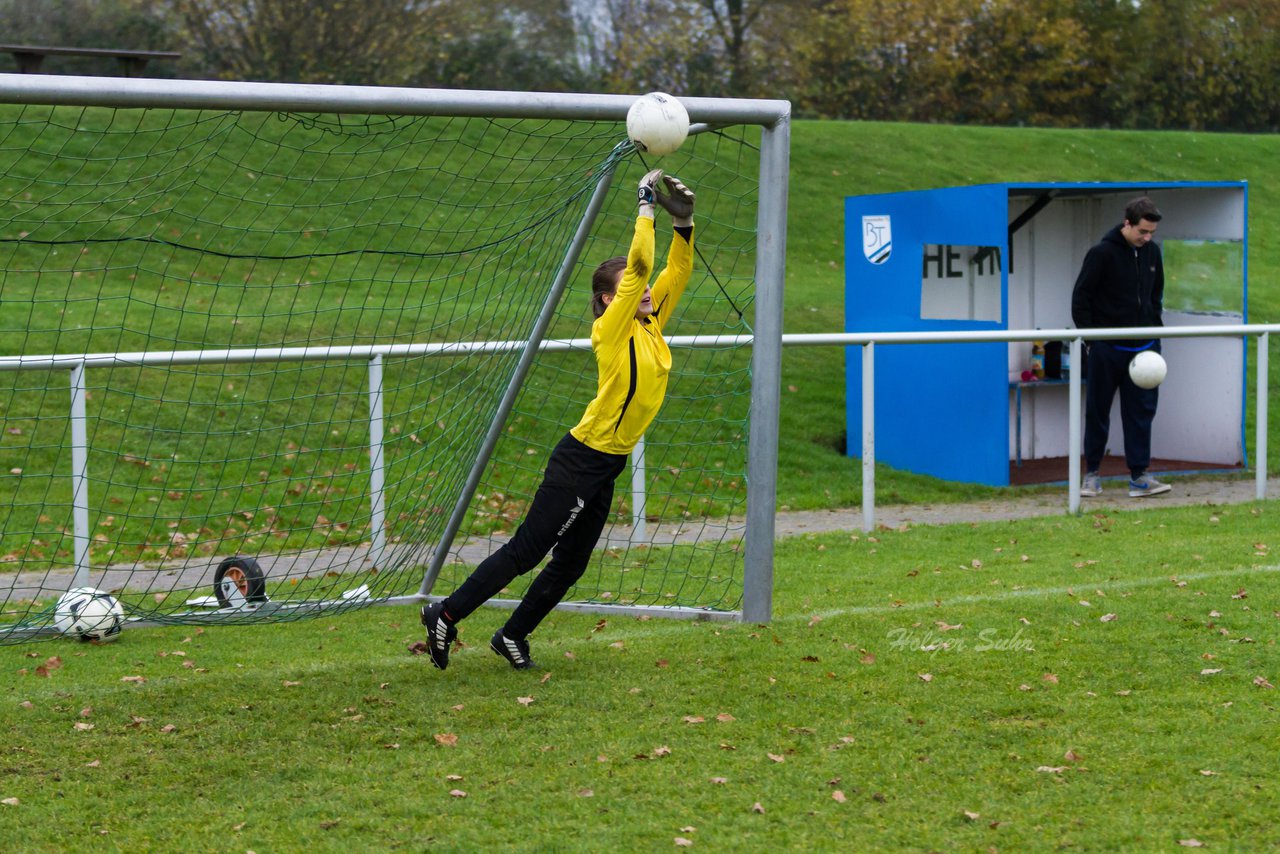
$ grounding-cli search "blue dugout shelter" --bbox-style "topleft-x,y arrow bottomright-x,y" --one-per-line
845,182 -> 1248,486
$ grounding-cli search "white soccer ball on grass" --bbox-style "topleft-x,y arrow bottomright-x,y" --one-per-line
1128,350 -> 1167,389
54,586 -> 124,642
626,92 -> 690,157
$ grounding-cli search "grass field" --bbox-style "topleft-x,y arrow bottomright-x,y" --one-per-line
5,113 -> 1280,550
1,501 -> 1276,850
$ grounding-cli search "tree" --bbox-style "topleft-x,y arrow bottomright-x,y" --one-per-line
411,0 -> 585,91
170,0 -> 451,85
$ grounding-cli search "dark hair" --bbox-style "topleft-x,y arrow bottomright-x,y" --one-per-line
590,256 -> 626,318
1124,196 -> 1162,226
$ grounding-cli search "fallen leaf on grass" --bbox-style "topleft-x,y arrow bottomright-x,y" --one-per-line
918,673 -> 933,683
407,641 -> 428,655
653,746 -> 672,757
1199,770 -> 1217,776
434,733 -> 458,747
767,753 -> 785,763
675,838 -> 693,847
2,798 -> 18,806
716,713 -> 735,722
832,790 -> 847,803
1042,673 -> 1059,684
282,680 -> 301,688
1036,766 -> 1066,773
1201,668 -> 1223,675
683,716 -> 705,724
85,760 -> 100,768
517,696 -> 535,706
1254,676 -> 1275,689
1064,750 -> 1083,762
963,810 -> 980,821
1100,613 -> 1118,622
751,802 -> 765,814
1178,840 -> 1205,848
449,790 -> 467,798
710,777 -> 728,784
73,722 -> 94,732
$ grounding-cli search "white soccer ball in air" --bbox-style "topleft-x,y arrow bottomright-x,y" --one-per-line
54,587 -> 124,642
1129,350 -> 1167,389
626,92 -> 690,157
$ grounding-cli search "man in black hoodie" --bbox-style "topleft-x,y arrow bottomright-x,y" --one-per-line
1071,196 -> 1171,498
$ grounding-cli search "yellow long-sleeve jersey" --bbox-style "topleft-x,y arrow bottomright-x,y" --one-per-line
570,216 -> 694,455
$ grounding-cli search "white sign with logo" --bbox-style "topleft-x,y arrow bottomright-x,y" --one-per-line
862,215 -> 892,265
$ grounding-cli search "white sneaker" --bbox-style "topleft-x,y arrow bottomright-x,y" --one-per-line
1129,473 -> 1171,498
1080,472 -> 1102,497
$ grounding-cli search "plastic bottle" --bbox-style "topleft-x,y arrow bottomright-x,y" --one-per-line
1031,341 -> 1045,380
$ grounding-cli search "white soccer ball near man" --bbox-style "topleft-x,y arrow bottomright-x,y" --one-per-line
54,587 -> 125,642
1129,350 -> 1167,389
626,92 -> 690,156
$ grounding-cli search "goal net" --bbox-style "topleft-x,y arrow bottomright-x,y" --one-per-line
0,80 -> 787,643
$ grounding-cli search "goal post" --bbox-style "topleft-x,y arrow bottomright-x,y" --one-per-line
0,73 -> 789,642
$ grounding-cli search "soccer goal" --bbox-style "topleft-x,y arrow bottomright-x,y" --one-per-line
0,75 -> 789,643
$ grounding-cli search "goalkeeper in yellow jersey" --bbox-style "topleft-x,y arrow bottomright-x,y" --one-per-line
421,168 -> 696,671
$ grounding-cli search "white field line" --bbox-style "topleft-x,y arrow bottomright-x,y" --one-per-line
21,562 -> 1278,701
804,561 -> 1280,621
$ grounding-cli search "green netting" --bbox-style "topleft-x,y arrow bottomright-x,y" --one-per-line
0,102 -> 760,643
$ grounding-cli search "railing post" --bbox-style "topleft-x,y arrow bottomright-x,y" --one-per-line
630,436 -> 647,544
1068,337 -> 1083,513
862,341 -> 875,532
1258,333 -> 1269,501
69,362 -> 90,588
367,355 -> 386,570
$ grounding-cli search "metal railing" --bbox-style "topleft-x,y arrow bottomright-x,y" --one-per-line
778,323 -> 1279,530
0,334 -> 747,588
3,322 -> 1274,590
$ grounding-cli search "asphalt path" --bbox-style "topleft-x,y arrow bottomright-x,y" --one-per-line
6,474 -> 1276,604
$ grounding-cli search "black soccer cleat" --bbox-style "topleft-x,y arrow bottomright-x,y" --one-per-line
490,628 -> 538,670
420,602 -> 457,671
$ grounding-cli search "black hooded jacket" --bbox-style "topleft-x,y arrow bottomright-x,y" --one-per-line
1071,224 -> 1164,346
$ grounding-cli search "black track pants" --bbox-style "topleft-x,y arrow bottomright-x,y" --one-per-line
1083,340 -> 1160,477
442,432 -> 628,637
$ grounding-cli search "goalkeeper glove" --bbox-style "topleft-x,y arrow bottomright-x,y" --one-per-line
656,175 -> 695,227
638,169 -> 663,219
